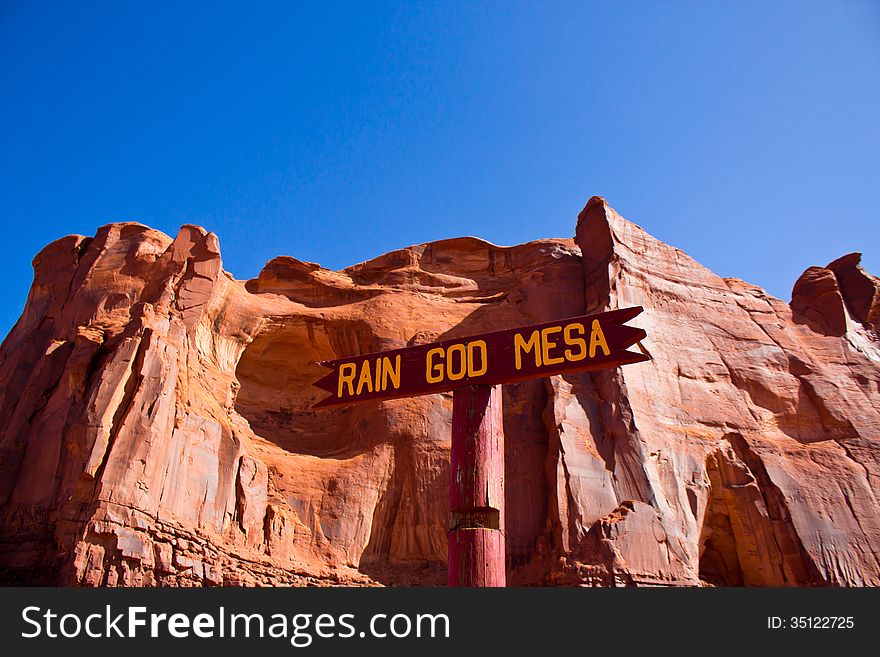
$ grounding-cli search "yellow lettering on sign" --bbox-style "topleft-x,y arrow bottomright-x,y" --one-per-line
564,323 -> 586,361
589,319 -> 610,357
382,355 -> 401,391
447,344 -> 467,380
356,360 -> 373,395
514,330 -> 542,370
541,326 -> 564,366
467,340 -> 487,377
426,347 -> 444,383
338,363 -> 357,397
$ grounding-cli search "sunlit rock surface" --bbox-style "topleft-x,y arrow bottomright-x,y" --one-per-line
0,198 -> 877,586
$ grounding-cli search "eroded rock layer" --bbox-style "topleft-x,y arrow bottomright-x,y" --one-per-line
0,198 -> 877,586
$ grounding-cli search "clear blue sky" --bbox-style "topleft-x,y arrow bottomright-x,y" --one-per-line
1,1 -> 878,338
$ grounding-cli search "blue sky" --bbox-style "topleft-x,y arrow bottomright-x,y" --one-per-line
1,1 -> 878,338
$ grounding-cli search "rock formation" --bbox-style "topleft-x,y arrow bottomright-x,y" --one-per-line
0,197 -> 877,586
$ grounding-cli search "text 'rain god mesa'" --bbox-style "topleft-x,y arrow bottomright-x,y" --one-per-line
312,306 -> 649,408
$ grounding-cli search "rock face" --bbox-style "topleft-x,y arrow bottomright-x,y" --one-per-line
0,197 -> 878,586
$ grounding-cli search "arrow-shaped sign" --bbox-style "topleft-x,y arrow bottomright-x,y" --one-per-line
312,306 -> 649,408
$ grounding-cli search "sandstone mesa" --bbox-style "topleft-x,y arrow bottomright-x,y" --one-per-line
0,197 -> 878,587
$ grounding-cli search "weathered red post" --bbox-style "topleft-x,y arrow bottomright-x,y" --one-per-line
448,384 -> 505,587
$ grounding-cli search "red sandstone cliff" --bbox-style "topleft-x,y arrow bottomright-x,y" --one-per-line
0,198 -> 877,586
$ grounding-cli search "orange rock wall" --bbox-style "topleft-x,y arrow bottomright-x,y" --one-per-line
0,197 -> 877,586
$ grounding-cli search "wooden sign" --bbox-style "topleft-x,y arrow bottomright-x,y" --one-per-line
310,304 -> 649,587
312,306 -> 648,408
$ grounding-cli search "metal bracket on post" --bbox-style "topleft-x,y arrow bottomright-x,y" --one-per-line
448,384 -> 505,587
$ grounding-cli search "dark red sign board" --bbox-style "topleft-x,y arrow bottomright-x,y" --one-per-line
312,306 -> 648,408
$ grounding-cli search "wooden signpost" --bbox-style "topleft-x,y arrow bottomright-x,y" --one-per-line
312,306 -> 649,586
